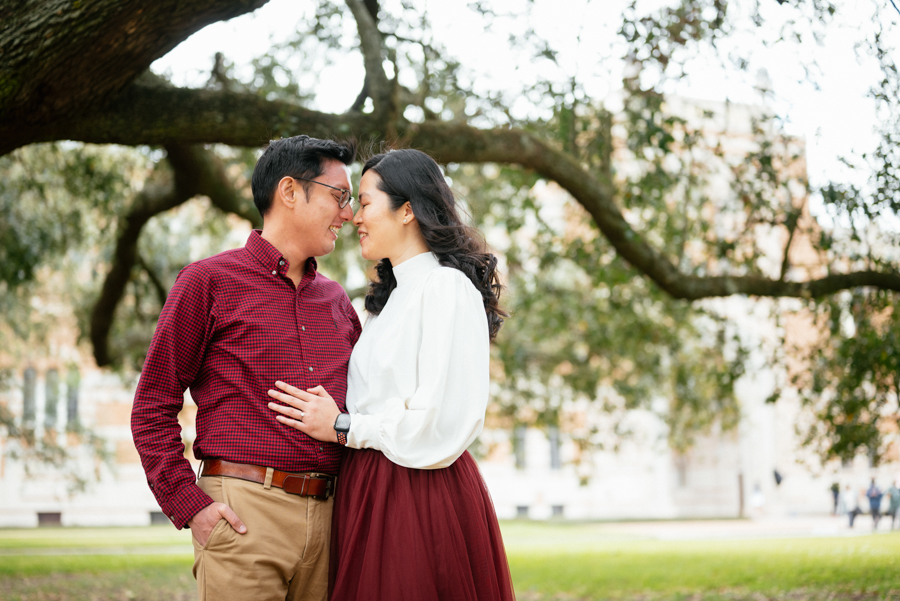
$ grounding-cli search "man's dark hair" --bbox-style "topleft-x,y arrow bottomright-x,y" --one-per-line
251,135 -> 357,217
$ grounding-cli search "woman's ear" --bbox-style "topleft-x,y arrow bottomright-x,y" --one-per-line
402,202 -> 415,224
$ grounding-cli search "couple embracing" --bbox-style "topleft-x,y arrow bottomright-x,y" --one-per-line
131,136 -> 516,601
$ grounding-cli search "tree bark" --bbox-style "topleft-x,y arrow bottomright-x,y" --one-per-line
0,0 -> 268,126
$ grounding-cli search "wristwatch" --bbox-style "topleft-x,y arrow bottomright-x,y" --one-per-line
334,413 -> 351,446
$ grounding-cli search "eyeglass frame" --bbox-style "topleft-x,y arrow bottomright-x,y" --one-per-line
292,176 -> 354,209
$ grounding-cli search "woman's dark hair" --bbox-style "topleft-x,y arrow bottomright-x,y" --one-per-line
362,148 -> 506,339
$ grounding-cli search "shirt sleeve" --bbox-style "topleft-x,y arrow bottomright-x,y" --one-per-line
347,269 -> 490,469
131,263 -> 217,529
343,294 -> 363,346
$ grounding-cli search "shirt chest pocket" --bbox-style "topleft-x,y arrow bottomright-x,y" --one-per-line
298,303 -> 355,373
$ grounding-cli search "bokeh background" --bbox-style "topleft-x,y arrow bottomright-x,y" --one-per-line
2,0 -> 900,599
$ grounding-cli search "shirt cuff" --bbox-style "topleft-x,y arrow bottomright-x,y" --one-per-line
160,483 -> 214,530
347,413 -> 382,451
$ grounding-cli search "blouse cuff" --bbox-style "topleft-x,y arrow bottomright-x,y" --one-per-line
347,412 -> 383,450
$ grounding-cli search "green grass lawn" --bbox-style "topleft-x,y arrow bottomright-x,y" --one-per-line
2,522 -> 899,601
503,521 -> 900,599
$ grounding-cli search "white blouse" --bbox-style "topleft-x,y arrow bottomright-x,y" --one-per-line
345,252 -> 490,469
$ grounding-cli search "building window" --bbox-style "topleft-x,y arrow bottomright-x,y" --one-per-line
150,512 -> 170,526
551,505 -> 564,517
516,505 -> 529,519
513,425 -> 526,469
44,368 -> 59,430
548,425 -> 561,470
66,368 -> 80,430
37,512 -> 62,527
22,367 -> 36,429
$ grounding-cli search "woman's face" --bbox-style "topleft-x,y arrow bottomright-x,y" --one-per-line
353,170 -> 407,261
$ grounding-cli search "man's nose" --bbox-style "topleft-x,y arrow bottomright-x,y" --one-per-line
339,203 -> 354,222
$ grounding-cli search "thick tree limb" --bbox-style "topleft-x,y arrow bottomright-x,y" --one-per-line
23,83 -> 900,302
89,146 -> 194,367
0,0 -> 268,126
345,0 -> 391,113
3,2 -> 898,304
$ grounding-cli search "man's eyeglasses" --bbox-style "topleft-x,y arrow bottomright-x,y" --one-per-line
293,177 -> 354,209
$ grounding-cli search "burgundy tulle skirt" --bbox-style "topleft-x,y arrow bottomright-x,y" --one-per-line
329,448 -> 516,601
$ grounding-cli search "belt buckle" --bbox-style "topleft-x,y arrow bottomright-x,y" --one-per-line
308,473 -> 334,501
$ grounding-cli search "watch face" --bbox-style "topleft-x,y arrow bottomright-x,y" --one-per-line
335,413 -> 351,432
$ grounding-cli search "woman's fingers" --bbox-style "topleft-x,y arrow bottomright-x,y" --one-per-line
267,388 -> 313,408
268,401 -> 305,421
275,414 -> 307,432
275,380 -> 320,401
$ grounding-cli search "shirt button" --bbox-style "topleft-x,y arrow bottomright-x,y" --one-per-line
279,260 -> 285,266
308,367 -> 314,372
301,326 -> 306,331
319,446 -> 324,451
271,270 -> 277,275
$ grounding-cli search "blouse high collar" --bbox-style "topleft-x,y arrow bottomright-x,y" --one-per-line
392,252 -> 440,287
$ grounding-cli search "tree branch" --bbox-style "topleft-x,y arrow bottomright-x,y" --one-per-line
193,149 -> 262,228
89,144 -> 259,366
89,146 -> 195,367
136,253 -> 169,307
24,83 -> 900,304
345,0 -> 391,114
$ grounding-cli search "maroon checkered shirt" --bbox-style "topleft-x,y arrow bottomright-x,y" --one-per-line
131,230 -> 361,529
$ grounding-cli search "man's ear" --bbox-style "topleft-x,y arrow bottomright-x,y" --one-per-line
275,176 -> 300,210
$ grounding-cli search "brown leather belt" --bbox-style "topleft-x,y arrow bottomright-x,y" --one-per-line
200,459 -> 335,500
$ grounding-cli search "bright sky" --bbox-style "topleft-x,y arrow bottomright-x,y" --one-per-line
151,0 -> 899,201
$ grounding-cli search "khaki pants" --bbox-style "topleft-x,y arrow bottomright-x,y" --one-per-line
192,474 -> 333,601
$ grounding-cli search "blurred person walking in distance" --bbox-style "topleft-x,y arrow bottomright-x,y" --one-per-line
887,482 -> 900,530
132,136 -> 361,601
848,486 -> 865,528
868,479 -> 884,531
267,149 -> 516,601
830,482 -> 840,515
836,484 -> 850,516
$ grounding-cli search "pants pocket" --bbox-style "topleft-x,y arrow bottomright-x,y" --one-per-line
196,517 -> 227,551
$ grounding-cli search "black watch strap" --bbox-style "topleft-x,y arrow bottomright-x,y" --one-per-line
334,413 -> 351,446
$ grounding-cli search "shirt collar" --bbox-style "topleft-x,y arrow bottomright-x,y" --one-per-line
393,252 -> 440,287
245,230 -> 318,280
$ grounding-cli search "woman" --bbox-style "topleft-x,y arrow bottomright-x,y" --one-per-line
267,148 -> 515,601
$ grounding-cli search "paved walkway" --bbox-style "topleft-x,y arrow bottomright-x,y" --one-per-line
2,514 -> 894,555
598,513 -> 895,540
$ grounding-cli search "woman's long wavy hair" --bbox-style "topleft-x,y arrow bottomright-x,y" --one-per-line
362,149 -> 506,339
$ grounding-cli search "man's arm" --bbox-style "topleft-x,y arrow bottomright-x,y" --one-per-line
131,262 -> 218,530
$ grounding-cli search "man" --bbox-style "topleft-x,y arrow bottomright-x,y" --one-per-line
132,135 -> 361,601
867,479 -> 883,531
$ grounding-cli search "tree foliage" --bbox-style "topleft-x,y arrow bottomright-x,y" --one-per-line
0,0 -> 898,465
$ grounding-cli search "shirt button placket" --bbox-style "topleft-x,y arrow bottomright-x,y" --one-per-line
297,290 -> 309,388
